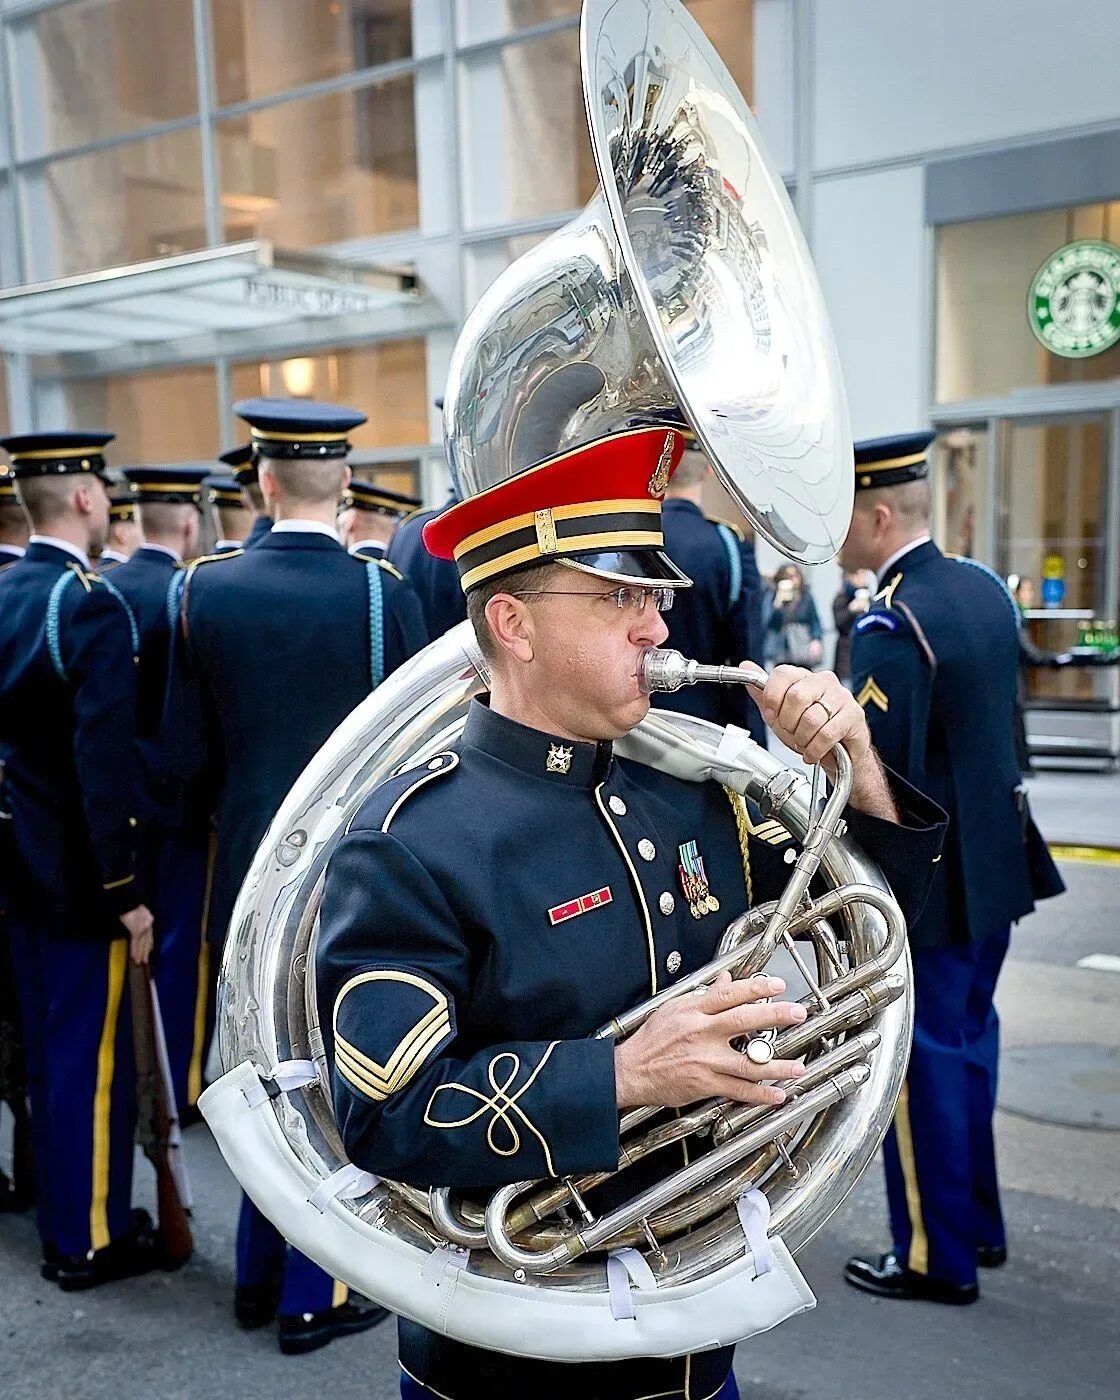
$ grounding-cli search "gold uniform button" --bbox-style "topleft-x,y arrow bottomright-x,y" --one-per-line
666,950 -> 682,975
637,839 -> 656,862
659,892 -> 675,915
609,795 -> 627,816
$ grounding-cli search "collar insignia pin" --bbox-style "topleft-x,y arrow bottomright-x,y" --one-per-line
546,744 -> 574,775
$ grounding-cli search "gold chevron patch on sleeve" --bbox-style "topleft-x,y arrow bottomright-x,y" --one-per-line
333,970 -> 452,1103
737,808 -> 791,845
856,677 -> 889,713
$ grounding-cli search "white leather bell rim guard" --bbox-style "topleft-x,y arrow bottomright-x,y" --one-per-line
201,1060 -> 815,1361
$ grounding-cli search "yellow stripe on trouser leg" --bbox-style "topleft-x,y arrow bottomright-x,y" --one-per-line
186,942 -> 210,1107
90,939 -> 128,1252
332,1278 -> 349,1308
893,1081 -> 929,1275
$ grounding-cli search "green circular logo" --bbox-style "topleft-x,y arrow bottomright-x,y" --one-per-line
1029,240 -> 1120,359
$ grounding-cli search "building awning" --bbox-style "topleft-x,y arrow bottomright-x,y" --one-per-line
0,242 -> 419,356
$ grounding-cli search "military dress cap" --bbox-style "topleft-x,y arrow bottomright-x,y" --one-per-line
423,427 -> 691,593
854,431 -> 936,491
1,430 -> 114,480
218,442 -> 257,486
121,464 -> 210,506
0,464 -> 16,500
341,480 -> 422,519
107,487 -> 136,522
233,397 -> 367,460
206,473 -> 245,507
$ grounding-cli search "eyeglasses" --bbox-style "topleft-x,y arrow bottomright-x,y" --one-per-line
511,585 -> 675,613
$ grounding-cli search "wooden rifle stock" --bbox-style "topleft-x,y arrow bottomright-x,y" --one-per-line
129,961 -> 193,1267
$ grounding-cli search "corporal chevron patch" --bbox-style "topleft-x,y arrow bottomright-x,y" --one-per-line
856,677 -> 889,713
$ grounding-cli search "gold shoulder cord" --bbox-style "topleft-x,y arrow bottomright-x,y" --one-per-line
722,788 -> 754,907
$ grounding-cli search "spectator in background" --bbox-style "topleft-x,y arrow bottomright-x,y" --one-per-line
833,568 -> 877,684
765,562 -> 823,668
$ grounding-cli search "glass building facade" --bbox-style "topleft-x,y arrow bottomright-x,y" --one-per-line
0,0 -> 753,496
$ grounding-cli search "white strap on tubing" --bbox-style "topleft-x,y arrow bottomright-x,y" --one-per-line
606,1246 -> 659,1320
307,1162 -> 380,1213
421,1245 -> 470,1285
241,1059 -> 319,1108
737,1188 -> 775,1278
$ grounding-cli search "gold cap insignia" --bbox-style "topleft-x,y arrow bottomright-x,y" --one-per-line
647,432 -> 675,498
546,744 -> 573,774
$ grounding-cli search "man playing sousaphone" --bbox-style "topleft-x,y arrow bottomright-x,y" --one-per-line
315,426 -> 947,1400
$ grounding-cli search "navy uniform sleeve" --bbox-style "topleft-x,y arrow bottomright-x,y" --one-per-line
382,568 -> 430,674
850,611 -> 932,784
716,532 -> 766,742
65,581 -> 146,916
316,821 -> 619,1190
159,567 -> 221,790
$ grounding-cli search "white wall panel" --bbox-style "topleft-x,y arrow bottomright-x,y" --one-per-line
811,164 -> 928,438
813,0 -> 1120,171
753,0 -> 794,177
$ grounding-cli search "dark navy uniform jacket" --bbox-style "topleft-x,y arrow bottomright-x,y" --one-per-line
656,498 -> 766,744
387,496 -> 467,641
244,515 -> 272,549
164,529 -> 429,945
109,546 -> 181,818
0,545 -> 24,573
316,700 -> 945,1400
851,539 -> 1063,950
0,542 -> 145,939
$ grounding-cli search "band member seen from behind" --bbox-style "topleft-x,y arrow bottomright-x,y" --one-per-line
94,488 -> 142,569
338,479 -> 422,560
316,427 -> 947,1400
839,433 -> 1064,1306
656,432 -> 767,745
0,432 -> 157,1291
162,397 -> 428,1355
765,562 -> 823,668
207,474 -> 253,554
0,467 -> 29,570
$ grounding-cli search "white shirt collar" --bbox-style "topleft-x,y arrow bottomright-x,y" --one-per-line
271,519 -> 339,542
29,534 -> 90,568
0,543 -> 25,557
214,539 -> 241,552
877,534 -> 931,588
98,548 -> 129,565
139,542 -> 181,563
349,539 -> 385,555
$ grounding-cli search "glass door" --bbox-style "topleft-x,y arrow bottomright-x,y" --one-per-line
995,412 -> 1114,704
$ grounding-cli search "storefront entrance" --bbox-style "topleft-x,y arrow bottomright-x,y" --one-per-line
933,391 -> 1120,765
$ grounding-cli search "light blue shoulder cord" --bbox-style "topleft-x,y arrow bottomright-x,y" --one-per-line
93,574 -> 141,654
953,555 -> 1020,628
166,569 -> 187,632
46,571 -> 78,679
366,561 -> 385,689
715,523 -> 743,607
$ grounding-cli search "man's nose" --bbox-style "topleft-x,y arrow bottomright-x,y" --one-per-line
633,602 -> 669,648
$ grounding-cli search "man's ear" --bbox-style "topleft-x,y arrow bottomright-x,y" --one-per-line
339,464 -> 352,492
258,461 -> 277,503
485,592 -> 535,665
72,481 -> 95,517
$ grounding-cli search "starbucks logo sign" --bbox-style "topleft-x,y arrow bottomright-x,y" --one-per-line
1028,240 -> 1120,359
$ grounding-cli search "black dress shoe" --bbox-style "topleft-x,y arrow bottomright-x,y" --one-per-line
56,1209 -> 160,1292
277,1300 -> 390,1356
977,1244 -> 1007,1268
179,1104 -> 205,1130
40,1243 -> 61,1282
843,1251 -> 979,1305
235,1264 -> 285,1330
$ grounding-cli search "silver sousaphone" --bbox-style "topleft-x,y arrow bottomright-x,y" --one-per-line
200,0 -> 909,1363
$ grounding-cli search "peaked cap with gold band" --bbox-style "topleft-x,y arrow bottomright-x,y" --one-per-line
206,473 -> 245,508
218,442 -> 257,487
1,430 -> 114,481
108,487 -> 136,522
121,464 -> 210,507
0,464 -> 17,501
341,479 -> 422,520
423,427 -> 691,593
854,431 -> 935,492
233,396 -> 367,460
